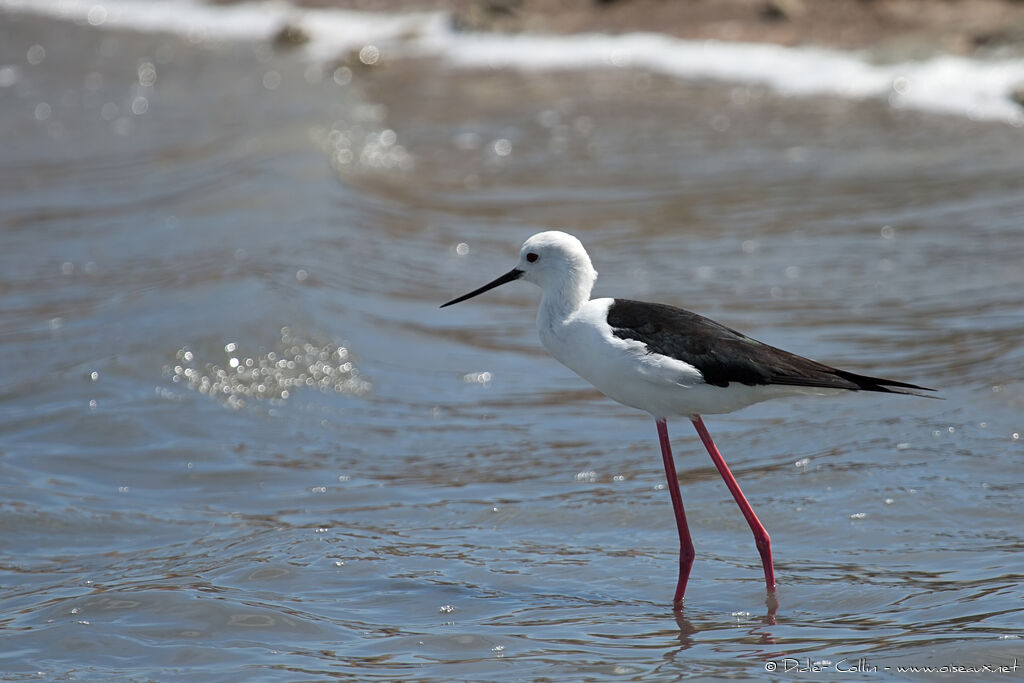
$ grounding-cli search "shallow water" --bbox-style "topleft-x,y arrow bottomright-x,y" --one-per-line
1,8 -> 1023,681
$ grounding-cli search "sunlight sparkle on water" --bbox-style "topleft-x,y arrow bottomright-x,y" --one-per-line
358,45 -> 380,66
27,44 -> 45,65
165,328 -> 370,408
137,61 -> 156,86
492,138 -> 512,156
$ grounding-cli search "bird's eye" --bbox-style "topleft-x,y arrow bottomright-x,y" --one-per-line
526,252 -> 539,263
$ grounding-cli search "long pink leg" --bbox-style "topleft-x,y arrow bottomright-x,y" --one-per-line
691,415 -> 776,592
656,418 -> 695,608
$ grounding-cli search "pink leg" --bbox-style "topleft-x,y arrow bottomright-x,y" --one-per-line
656,418 -> 695,608
691,415 -> 776,593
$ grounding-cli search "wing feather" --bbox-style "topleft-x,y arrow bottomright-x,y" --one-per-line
606,299 -> 935,396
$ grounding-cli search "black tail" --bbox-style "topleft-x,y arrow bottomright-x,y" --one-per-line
833,370 -> 939,398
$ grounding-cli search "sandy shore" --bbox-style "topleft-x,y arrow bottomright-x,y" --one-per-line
291,0 -> 1024,54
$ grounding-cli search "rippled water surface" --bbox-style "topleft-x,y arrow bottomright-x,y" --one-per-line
2,10 -> 1023,681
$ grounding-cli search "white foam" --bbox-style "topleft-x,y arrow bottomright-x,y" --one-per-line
4,0 -> 1023,125
438,32 -> 1024,125
0,0 -> 444,52
2,0 -> 283,40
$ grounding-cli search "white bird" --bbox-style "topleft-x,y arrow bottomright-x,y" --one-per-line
442,230 -> 935,608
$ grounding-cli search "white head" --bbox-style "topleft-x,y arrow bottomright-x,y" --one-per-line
515,231 -> 597,291
440,230 -> 598,310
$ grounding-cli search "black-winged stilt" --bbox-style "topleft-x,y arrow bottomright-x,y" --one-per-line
441,230 -> 935,608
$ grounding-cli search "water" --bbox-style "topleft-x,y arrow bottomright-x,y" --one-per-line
2,5 -> 1023,680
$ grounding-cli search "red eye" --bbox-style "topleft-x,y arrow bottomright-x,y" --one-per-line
526,252 -> 539,263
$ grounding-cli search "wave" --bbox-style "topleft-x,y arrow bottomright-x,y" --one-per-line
5,0 -> 1023,125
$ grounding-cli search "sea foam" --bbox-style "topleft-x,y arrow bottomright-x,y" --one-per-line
4,0 -> 1023,125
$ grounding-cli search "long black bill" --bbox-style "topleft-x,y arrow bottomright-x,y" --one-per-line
440,268 -> 523,308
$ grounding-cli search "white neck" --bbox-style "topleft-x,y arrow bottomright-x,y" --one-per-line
537,263 -> 597,326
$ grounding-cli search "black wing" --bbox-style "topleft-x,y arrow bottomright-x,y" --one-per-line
606,299 -> 936,396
